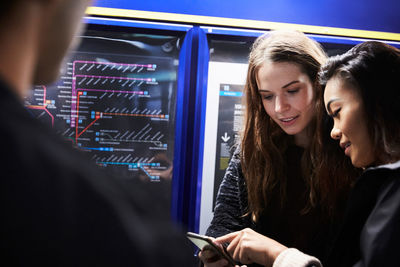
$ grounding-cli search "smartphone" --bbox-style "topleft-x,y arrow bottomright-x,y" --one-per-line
186,232 -> 236,266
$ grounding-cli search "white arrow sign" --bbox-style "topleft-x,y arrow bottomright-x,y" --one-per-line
221,132 -> 230,142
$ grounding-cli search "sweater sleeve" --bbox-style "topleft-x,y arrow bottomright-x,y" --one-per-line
205,146 -> 251,238
273,248 -> 322,267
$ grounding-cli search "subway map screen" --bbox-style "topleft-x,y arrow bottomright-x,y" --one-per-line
25,26 -> 183,184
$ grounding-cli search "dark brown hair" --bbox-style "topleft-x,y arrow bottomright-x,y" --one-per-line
318,41 -> 400,167
241,30 -> 330,219
312,85 -> 361,217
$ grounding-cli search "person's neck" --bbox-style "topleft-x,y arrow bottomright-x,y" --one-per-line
375,154 -> 400,167
0,4 -> 39,99
294,128 -> 311,148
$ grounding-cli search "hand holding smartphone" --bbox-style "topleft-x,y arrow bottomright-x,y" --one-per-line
186,232 -> 236,266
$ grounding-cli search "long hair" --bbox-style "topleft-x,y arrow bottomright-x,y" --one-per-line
241,30 -> 329,219
313,83 -> 361,218
318,41 -> 400,170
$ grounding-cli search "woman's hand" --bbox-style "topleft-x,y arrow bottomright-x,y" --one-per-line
198,248 -> 230,267
214,228 -> 287,267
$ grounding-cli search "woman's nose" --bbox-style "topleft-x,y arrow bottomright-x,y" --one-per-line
330,127 -> 342,140
275,96 -> 289,113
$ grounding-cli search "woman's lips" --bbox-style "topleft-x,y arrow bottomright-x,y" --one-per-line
340,142 -> 351,156
279,115 -> 299,126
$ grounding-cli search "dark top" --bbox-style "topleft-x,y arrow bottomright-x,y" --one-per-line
207,145 -> 334,266
326,160 -> 400,267
0,79 -> 195,266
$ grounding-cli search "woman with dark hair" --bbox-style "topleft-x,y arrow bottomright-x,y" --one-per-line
319,40 -> 400,267
215,41 -> 400,267
199,30 -> 357,267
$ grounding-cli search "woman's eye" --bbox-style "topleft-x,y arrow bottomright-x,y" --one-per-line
287,88 -> 299,94
263,95 -> 273,100
331,108 -> 341,118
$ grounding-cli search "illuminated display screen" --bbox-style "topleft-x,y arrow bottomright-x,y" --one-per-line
25,26 -> 184,185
